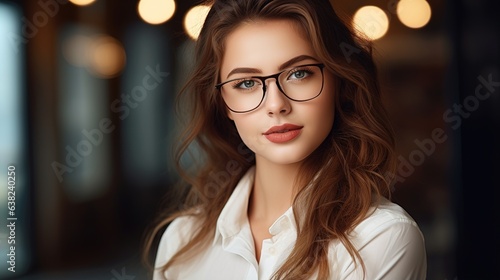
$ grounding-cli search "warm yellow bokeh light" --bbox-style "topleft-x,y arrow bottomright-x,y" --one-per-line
88,36 -> 126,78
62,34 -> 126,78
397,0 -> 432,29
353,6 -> 389,40
184,4 -> 211,40
69,0 -> 96,6
138,0 -> 176,25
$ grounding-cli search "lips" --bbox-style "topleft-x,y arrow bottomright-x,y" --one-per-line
263,124 -> 303,143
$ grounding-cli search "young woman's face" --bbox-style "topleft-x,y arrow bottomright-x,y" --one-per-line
220,19 -> 335,166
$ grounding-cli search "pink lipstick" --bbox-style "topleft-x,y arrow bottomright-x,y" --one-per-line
263,124 -> 303,143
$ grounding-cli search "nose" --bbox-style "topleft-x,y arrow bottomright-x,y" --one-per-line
264,79 -> 291,116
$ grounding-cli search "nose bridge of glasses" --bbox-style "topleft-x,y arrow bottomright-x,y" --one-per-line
261,78 -> 290,113
262,72 -> 285,94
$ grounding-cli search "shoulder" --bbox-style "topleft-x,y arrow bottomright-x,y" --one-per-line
355,197 -> 421,236
332,198 -> 427,279
153,215 -> 200,278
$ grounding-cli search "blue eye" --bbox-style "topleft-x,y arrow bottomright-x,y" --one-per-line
288,69 -> 312,80
234,79 -> 259,90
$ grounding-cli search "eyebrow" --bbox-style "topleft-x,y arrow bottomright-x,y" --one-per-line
225,55 -> 319,79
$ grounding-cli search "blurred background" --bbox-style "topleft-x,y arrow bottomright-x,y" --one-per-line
0,0 -> 498,279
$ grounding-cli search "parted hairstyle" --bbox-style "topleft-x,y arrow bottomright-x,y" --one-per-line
144,0 -> 397,279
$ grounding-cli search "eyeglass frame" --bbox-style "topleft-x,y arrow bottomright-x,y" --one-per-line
215,63 -> 326,113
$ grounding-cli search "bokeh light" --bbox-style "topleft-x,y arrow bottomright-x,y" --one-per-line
138,0 -> 176,25
69,0 -> 96,6
397,0 -> 432,29
88,35 -> 126,78
63,34 -> 126,78
353,5 -> 389,40
184,4 -> 211,40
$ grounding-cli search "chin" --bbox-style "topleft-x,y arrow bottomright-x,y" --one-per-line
262,151 -> 312,166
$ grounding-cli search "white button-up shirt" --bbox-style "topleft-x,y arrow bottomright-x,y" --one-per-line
154,167 -> 427,280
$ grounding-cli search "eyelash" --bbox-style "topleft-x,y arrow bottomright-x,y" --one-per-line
288,69 -> 312,79
233,79 -> 260,89
228,65 -> 317,89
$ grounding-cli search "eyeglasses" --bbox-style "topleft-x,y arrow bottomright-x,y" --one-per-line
215,63 -> 325,113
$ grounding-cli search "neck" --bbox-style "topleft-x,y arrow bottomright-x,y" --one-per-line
248,156 -> 301,224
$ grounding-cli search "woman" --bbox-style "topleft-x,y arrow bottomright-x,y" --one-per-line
148,0 -> 427,279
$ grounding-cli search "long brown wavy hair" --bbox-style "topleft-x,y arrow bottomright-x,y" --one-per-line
144,0 -> 397,279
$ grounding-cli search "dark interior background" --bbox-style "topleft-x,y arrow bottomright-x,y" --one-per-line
0,0 -> 498,279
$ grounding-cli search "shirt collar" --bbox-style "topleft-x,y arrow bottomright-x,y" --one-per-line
213,166 -> 255,245
213,166 -> 298,246
268,207 -> 296,237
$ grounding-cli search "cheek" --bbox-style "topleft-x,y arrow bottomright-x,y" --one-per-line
227,109 -> 234,120
322,80 -> 336,125
316,84 -> 335,118
231,117 -> 255,144
311,104 -> 335,136
311,89 -> 336,137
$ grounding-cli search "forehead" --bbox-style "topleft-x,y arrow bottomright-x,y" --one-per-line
220,19 -> 317,77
